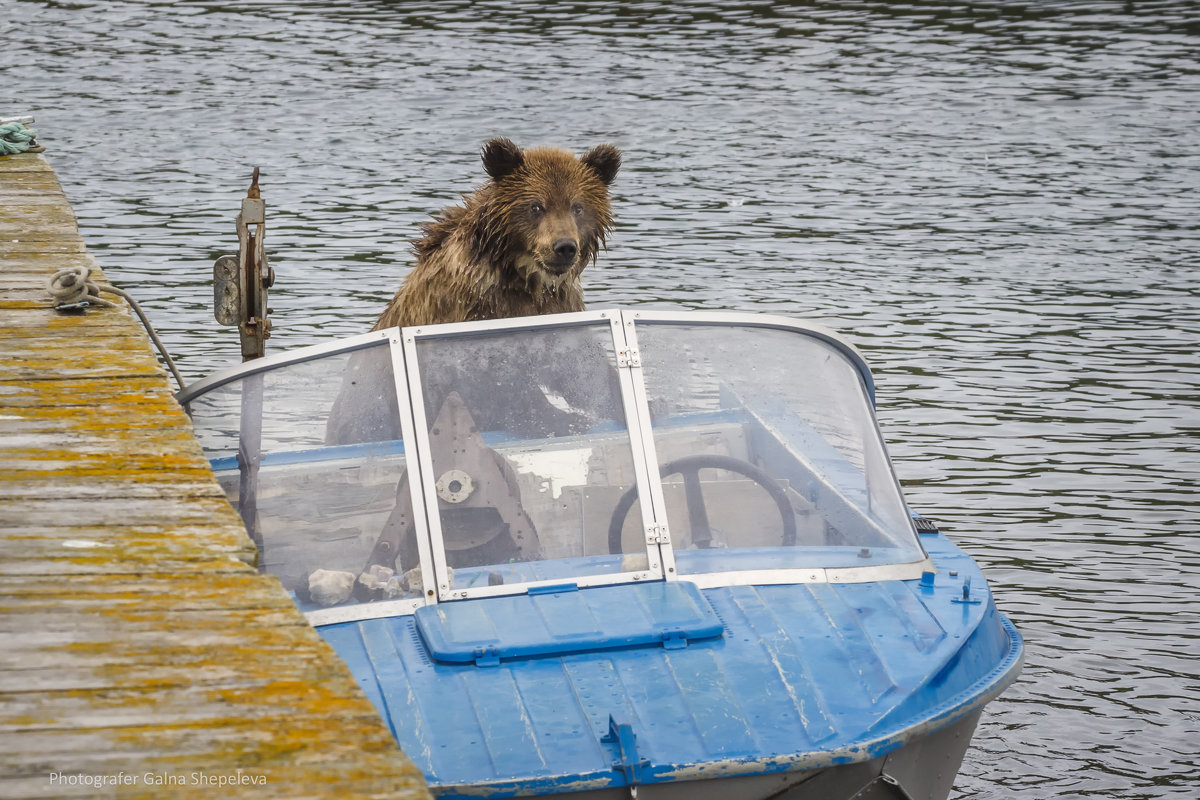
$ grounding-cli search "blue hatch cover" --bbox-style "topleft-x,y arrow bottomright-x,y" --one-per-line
414,581 -> 724,665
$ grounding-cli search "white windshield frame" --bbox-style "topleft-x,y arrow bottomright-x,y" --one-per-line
620,310 -> 930,589
401,310 -> 669,600
179,309 -> 932,622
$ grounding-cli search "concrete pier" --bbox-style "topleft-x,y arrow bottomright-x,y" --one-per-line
0,149 -> 430,799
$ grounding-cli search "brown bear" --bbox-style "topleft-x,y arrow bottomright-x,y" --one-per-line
327,138 -> 622,446
372,137 -> 621,330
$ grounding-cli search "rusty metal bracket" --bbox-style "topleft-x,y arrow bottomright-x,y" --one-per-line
214,168 -> 274,362
211,169 -> 275,562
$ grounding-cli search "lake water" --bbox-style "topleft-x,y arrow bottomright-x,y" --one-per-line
8,1 -> 1199,796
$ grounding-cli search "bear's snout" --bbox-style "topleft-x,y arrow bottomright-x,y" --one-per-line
551,238 -> 579,270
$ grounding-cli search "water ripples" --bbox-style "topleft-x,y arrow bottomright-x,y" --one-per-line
8,1 -> 1199,795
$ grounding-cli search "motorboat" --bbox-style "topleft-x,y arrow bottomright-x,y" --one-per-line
179,309 -> 1023,799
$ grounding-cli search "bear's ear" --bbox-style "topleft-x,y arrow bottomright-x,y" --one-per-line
482,138 -> 524,181
580,144 -> 621,186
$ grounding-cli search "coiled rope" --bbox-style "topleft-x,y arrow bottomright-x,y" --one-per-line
48,266 -> 185,391
0,122 -> 41,155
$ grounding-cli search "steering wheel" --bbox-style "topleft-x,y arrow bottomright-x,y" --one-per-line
608,454 -> 797,554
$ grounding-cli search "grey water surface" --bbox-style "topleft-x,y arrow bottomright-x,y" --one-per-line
6,1 -> 1199,797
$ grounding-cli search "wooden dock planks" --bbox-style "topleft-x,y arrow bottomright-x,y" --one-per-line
0,152 -> 431,799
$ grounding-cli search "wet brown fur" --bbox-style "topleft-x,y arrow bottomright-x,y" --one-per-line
373,138 -> 621,330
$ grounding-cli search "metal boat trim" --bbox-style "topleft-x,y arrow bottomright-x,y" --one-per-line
176,328 -> 394,405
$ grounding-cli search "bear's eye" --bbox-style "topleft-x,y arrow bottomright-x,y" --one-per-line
572,202 -> 584,216
530,202 -> 545,216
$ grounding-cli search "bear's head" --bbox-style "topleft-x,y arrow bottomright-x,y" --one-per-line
474,137 -> 621,289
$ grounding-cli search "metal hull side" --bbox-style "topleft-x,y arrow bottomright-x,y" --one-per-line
431,711 -> 984,800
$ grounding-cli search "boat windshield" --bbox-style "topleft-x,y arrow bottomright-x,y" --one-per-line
629,320 -> 920,578
183,336 -> 429,617
180,311 -> 927,621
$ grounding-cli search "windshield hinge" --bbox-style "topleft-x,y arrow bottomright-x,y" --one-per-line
473,645 -> 500,667
617,347 -> 642,368
646,524 -> 670,544
660,629 -> 689,650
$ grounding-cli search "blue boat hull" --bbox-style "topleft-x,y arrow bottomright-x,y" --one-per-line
318,532 -> 1023,798
179,310 -> 1025,798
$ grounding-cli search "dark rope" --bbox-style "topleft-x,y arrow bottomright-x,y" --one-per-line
48,266 -> 185,391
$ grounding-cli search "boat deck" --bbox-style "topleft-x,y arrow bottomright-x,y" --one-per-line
0,149 -> 429,798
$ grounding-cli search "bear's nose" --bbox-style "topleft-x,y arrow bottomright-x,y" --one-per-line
553,239 -> 578,262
